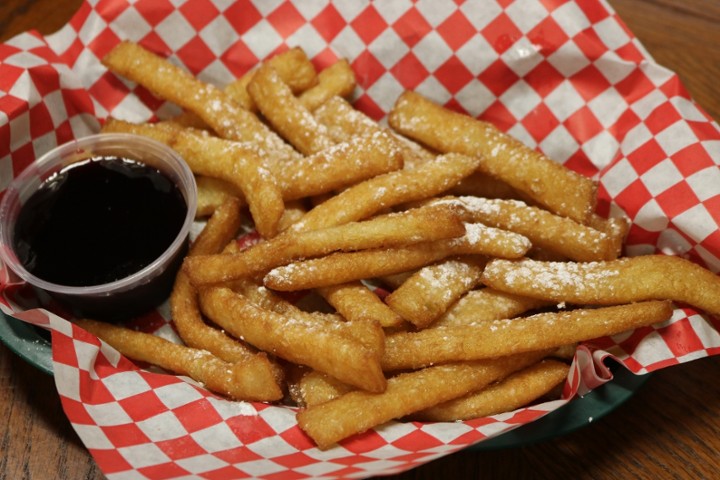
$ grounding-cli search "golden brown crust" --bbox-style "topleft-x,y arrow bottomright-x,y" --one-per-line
389,91 -> 597,223
482,256 -> 720,316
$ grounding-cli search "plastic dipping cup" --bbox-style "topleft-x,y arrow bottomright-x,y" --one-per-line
0,133 -> 197,321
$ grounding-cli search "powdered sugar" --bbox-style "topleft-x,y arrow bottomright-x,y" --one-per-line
485,258 -> 623,292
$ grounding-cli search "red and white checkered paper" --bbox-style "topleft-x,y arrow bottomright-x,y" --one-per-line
2,0 -> 720,478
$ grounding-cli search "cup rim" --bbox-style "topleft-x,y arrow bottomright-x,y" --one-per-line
0,133 -> 197,297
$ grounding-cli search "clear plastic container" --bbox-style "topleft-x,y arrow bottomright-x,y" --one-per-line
0,133 -> 197,321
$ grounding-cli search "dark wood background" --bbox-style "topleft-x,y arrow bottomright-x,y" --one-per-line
1,1 -> 719,479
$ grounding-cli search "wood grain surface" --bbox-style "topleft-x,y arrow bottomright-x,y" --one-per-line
1,1 -> 719,479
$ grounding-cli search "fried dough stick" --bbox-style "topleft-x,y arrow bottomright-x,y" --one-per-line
312,94 -> 527,212
298,60 -> 356,111
225,46 -> 318,111
434,288 -> 552,328
264,224 -> 531,291
194,176 -> 239,217
174,130 -> 285,238
248,64 -> 334,155
312,96 -> 383,142
297,351 -> 547,450
385,257 -> 487,329
435,196 -> 624,261
171,198 -> 244,358
317,283 -> 406,329
381,301 -> 673,371
313,96 -> 524,200
199,286 -> 386,393
277,130 -> 403,200
75,318 -> 283,402
278,148 -> 479,327
389,91 -> 597,223
289,153 -> 482,232
309,96 -> 466,329
183,203 -> 466,286
449,171 -> 522,201
313,96 -> 435,169
414,359 -> 570,421
296,356 -> 569,415
169,198 -> 284,398
101,41 -> 299,162
291,369 -> 356,407
170,47 -> 318,128
482,256 -> 720,316
229,278 -> 384,357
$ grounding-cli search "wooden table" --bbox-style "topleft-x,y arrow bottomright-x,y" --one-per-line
1,1 -> 719,479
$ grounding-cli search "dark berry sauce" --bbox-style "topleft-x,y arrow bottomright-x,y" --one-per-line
13,156 -> 187,288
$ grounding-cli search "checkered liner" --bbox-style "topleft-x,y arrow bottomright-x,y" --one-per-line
1,0 -> 720,478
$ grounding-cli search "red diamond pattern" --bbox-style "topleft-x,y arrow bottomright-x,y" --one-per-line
437,10 -> 477,50
527,15 -> 569,54
563,149 -> 598,178
0,64 -> 24,93
672,143 -> 717,177
615,67 -> 655,103
138,463 -> 192,479
481,100 -> 517,132
174,400 -> 225,433
352,92 -> 384,121
28,102 -> 53,138
706,199 -> 720,228
522,102 -> 560,142
434,55 -> 474,94
481,12 -> 523,54
392,8 -> 432,48
626,138 -> 667,175
390,51 -> 430,91
573,28 -> 608,61
351,49 -> 386,88
87,448 -> 133,475
87,28 -> 122,62
656,181 -> 701,218
220,40 -> 258,78
564,105 -> 604,143
179,0 -> 220,31
176,36 -> 216,75
156,436 -> 209,460
616,178 -> 653,218
616,40 -> 645,63
58,38 -> 85,67
268,2 -> 306,38
224,0 -> 263,35
135,0 -> 175,27
95,0 -> 131,23
570,63 -> 612,101
350,6 -> 388,45
2,1 -> 720,479
103,424 -> 152,448
88,72 -> 128,115
67,1 -> 93,33
524,60 -> 565,96
311,4 -> 346,43
478,58 -> 520,97
577,0 -> 612,23
645,101 -> 683,133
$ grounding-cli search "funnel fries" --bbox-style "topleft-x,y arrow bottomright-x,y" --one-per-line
415,359 -> 570,421
389,91 -> 597,223
482,256 -> 720,316
265,224 -> 531,291
382,301 -> 673,371
76,318 -> 283,402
